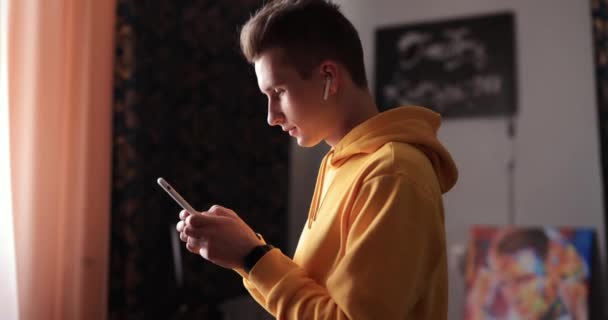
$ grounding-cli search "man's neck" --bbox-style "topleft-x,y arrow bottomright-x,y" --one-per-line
325,88 -> 378,147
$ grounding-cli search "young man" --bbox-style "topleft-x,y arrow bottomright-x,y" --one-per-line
175,0 -> 458,318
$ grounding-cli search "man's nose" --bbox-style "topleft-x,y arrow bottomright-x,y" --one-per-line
267,101 -> 283,126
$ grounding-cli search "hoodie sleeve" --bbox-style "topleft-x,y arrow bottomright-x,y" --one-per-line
239,173 -> 447,319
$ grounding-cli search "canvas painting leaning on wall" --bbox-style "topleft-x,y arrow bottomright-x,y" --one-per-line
464,226 -> 593,320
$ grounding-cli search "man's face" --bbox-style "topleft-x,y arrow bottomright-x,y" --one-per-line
254,48 -> 334,147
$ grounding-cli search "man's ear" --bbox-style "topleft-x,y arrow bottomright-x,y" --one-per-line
319,61 -> 339,99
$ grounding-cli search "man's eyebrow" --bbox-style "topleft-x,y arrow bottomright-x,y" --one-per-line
261,70 -> 287,93
261,82 -> 285,94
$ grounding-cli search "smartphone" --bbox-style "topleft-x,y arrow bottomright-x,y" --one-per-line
157,177 -> 199,215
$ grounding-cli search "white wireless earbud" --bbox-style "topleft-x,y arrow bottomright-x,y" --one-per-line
323,75 -> 332,101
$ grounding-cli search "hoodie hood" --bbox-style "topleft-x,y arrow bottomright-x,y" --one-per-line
330,106 -> 458,193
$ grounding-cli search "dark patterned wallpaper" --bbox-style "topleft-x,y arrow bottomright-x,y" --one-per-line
109,0 -> 287,319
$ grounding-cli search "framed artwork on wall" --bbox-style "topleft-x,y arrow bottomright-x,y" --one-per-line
375,12 -> 517,118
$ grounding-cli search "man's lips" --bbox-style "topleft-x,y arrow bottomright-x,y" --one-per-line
282,127 -> 296,136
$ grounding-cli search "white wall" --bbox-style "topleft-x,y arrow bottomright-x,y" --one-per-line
289,0 -> 606,319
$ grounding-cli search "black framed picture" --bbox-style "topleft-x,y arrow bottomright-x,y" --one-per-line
375,12 -> 517,118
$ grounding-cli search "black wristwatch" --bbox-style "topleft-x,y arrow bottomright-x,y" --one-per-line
243,244 -> 274,273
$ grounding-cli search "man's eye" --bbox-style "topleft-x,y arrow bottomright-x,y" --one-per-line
274,89 -> 285,97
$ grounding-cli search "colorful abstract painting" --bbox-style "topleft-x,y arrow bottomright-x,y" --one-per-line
464,226 -> 594,320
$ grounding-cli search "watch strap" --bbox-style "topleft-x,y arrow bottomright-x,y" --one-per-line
243,244 -> 274,273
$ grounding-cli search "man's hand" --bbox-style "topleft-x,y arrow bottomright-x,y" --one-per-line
175,205 -> 264,269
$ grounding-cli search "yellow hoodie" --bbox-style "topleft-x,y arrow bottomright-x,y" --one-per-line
238,106 -> 458,319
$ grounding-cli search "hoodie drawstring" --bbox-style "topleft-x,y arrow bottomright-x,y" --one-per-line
308,150 -> 332,229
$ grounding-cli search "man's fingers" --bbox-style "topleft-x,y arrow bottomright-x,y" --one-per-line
184,225 -> 205,238
179,210 -> 190,220
208,205 -> 223,212
176,221 -> 185,233
186,241 -> 199,253
180,231 -> 188,242
186,237 -> 204,254
186,212 -> 215,227
207,205 -> 234,218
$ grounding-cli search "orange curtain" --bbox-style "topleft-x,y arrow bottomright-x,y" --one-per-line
8,0 -> 116,319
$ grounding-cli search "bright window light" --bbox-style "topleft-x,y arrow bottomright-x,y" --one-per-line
0,0 -> 20,318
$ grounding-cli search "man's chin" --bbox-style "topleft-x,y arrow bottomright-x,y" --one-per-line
295,136 -> 322,148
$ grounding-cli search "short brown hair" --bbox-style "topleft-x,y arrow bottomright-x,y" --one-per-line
240,0 -> 368,88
